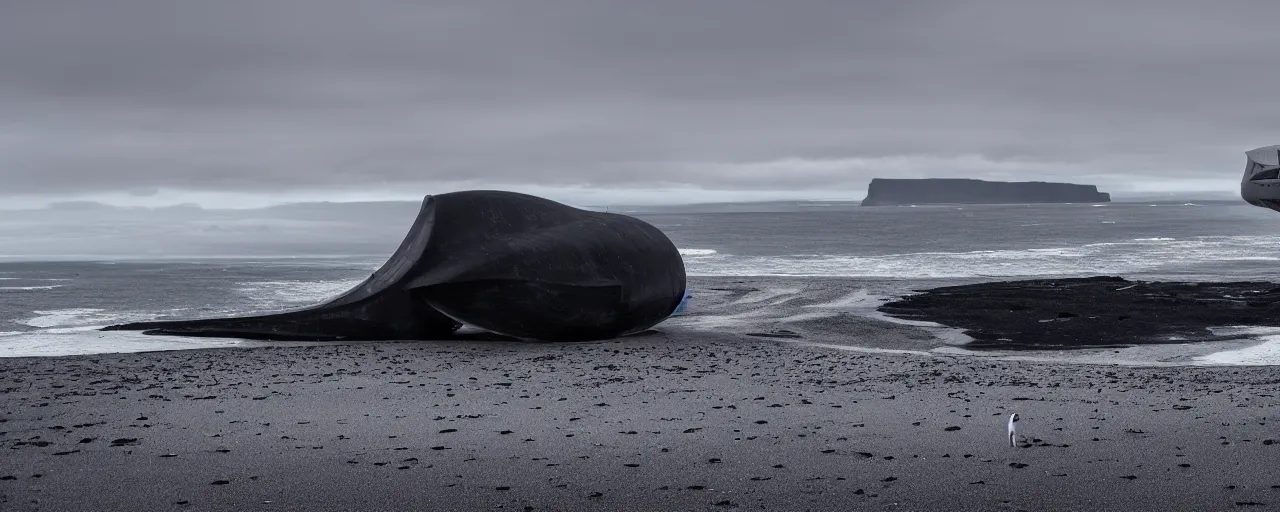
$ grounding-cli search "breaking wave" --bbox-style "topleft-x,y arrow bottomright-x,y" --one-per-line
234,279 -> 368,305
681,235 -> 1280,278
22,308 -> 134,329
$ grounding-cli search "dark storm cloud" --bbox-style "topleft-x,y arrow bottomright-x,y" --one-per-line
1,0 -> 1278,203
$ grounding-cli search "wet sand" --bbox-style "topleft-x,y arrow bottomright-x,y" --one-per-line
4,323 -> 1280,511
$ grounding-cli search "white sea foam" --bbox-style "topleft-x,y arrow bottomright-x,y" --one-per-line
682,235 -> 1280,279
234,279 -> 366,304
20,308 -> 146,329
776,339 -> 933,356
0,330 -> 250,358
773,311 -> 842,324
768,295 -> 806,306
23,309 -> 104,328
671,311 -> 762,329
809,289 -> 960,331
869,313 -> 954,329
0,285 -> 63,291
0,306 -> 270,357
730,287 -> 801,306
1208,326 -> 1280,337
43,326 -> 110,334
679,249 -> 719,256
804,289 -> 890,310
1195,336 -> 1280,366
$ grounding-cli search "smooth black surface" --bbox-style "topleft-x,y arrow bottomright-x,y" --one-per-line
103,190 -> 687,342
878,276 -> 1280,350
860,178 -> 1110,206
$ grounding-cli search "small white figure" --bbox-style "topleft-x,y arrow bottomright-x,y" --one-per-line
1008,413 -> 1020,447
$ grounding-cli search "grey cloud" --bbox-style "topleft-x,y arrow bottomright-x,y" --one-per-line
1,0 -> 1278,202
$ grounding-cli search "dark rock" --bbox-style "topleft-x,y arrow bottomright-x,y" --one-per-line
878,277 -> 1280,349
860,178 -> 1109,206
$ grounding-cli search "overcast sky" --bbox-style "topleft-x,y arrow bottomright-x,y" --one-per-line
2,0 -> 1278,208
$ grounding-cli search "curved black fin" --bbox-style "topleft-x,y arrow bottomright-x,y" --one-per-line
103,197 -> 461,341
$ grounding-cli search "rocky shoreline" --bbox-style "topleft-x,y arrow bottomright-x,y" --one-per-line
878,276 -> 1280,350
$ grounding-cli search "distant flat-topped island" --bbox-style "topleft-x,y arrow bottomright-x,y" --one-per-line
860,178 -> 1111,206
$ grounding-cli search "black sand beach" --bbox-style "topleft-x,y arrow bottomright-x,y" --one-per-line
5,277 -> 1280,512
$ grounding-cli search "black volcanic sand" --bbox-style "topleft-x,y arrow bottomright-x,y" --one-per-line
879,276 -> 1280,350
5,330 -> 1280,511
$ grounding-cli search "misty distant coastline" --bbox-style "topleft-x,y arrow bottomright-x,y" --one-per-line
1,193 -> 1242,215
0,197 -> 1252,263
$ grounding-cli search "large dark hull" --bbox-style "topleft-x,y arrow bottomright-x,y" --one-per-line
103,190 -> 688,342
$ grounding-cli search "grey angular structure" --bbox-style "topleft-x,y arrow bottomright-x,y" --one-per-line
1241,145 -> 1280,212
103,190 -> 689,343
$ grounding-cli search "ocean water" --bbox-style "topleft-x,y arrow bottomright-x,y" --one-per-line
4,200 -> 1280,363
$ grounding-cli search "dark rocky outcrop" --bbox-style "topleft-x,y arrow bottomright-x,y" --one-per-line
860,178 -> 1110,206
878,276 -> 1280,350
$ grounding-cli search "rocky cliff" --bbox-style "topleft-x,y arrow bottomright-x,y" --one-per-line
860,178 -> 1110,206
